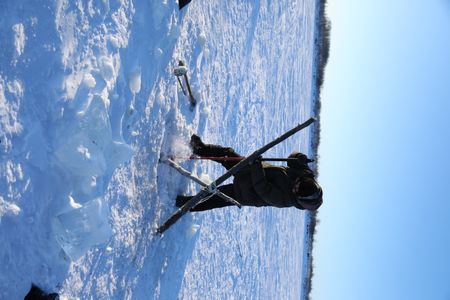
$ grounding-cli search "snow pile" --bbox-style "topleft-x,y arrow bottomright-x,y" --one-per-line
0,196 -> 21,222
50,4 -> 134,260
1,0 -> 135,297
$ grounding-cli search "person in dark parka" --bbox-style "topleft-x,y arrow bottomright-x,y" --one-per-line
176,135 -> 323,211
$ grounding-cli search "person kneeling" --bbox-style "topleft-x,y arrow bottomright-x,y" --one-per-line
176,135 -> 323,211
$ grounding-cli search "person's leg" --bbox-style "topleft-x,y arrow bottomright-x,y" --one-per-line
176,184 -> 238,211
190,134 -> 242,170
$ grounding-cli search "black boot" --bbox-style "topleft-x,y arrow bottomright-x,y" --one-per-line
190,134 -> 206,156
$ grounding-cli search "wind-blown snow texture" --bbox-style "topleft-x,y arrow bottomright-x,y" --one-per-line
0,0 -> 318,299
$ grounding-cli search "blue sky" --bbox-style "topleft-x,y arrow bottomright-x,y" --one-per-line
313,0 -> 450,299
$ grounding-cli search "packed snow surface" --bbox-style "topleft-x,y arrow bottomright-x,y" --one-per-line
0,0 -> 318,299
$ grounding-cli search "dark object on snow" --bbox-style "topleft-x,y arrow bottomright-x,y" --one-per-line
179,0 -> 192,10
24,284 -> 59,300
173,60 -> 196,106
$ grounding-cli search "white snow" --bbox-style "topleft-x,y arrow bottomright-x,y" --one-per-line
0,78 -> 23,138
129,70 -> 142,94
0,196 -> 21,223
82,73 -> 97,89
12,23 -> 26,59
0,0 -> 319,299
197,31 -> 207,48
99,56 -> 116,82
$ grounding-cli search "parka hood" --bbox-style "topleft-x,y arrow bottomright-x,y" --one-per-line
296,184 -> 323,210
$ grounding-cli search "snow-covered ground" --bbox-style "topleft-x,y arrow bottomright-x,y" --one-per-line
0,0 -> 318,299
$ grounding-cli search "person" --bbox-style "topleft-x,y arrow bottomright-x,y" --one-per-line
176,135 -> 323,211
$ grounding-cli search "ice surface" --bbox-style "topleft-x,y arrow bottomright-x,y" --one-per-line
54,96 -> 132,178
0,0 -> 318,299
53,198 -> 112,260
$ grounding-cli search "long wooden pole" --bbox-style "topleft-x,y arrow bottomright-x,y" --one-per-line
166,156 -> 314,163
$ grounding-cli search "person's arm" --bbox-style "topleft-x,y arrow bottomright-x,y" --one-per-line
250,162 -> 291,206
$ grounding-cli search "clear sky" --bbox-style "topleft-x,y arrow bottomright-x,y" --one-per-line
313,0 -> 450,299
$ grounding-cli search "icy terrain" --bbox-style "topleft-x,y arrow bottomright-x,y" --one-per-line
0,0 -> 318,299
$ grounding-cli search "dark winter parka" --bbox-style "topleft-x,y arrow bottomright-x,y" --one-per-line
232,152 -> 322,210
